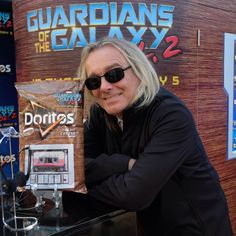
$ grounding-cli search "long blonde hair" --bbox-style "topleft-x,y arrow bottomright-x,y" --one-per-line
78,37 -> 160,108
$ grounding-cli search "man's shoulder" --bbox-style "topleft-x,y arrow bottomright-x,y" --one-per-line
153,87 -> 180,107
153,87 -> 192,118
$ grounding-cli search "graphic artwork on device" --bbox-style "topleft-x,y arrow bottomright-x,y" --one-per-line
25,144 -> 74,189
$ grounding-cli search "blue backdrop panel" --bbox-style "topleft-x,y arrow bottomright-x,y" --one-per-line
0,1 -> 19,177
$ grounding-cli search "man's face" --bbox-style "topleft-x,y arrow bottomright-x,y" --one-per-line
85,45 -> 140,118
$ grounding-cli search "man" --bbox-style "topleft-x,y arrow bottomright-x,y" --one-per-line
70,37 -> 233,236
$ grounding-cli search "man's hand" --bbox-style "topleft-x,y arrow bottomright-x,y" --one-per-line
128,158 -> 136,170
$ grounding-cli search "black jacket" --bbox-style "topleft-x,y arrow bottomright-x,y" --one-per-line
84,87 -> 233,236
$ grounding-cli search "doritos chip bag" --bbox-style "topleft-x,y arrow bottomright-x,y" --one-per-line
15,80 -> 87,193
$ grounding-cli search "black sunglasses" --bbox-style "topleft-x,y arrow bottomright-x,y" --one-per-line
85,65 -> 131,90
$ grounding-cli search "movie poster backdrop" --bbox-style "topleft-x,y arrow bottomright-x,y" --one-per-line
12,0 -> 236,231
12,0 -> 191,189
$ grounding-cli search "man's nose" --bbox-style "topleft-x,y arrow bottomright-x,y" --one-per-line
100,77 -> 112,90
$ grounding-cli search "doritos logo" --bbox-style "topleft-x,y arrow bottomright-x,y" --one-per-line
24,112 -> 74,125
0,65 -> 11,73
25,101 -> 75,139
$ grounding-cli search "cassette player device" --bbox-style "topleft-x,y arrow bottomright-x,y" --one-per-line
15,81 -> 86,192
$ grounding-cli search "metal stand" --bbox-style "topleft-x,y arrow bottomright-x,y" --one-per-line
31,184 -> 45,213
53,184 -> 62,210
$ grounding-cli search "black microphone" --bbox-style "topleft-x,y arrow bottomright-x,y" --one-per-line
0,127 -> 34,194
15,171 -> 27,191
2,179 -> 16,194
1,171 -> 27,194
0,146 -> 32,194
